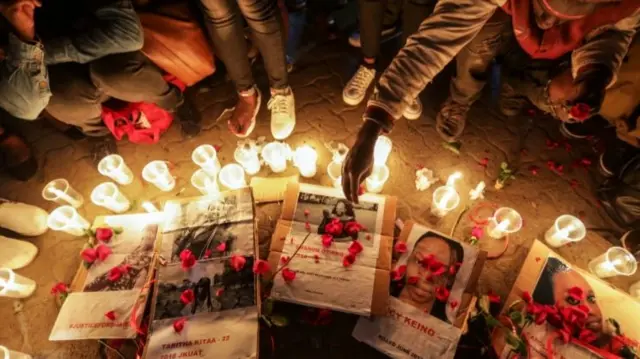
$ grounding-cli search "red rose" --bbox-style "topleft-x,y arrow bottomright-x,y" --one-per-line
570,103 -> 591,122
431,266 -> 446,277
394,242 -> 407,255
321,234 -> 333,248
204,249 -> 212,259
344,221 -> 364,237
180,289 -> 195,305
216,242 -> 226,252
173,318 -> 186,333
579,329 -> 597,343
304,209 -> 310,216
428,258 -> 444,272
282,268 -> 296,283
407,276 -> 419,285
348,241 -> 363,255
95,227 -> 114,242
215,288 -> 224,297
343,253 -> 356,267
435,286 -> 450,301
108,266 -> 124,282
95,244 -> 112,261
105,311 -> 116,321
567,286 -> 584,301
304,222 -> 311,232
487,290 -> 501,304
391,265 -> 406,281
230,255 -> 246,272
81,248 -> 97,263
280,256 -> 290,265
522,291 -> 532,304
252,259 -> 271,275
324,218 -> 344,236
50,282 -> 69,296
180,250 -> 197,271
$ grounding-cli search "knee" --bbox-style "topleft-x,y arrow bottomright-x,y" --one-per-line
199,0 -> 237,26
89,53 -> 145,88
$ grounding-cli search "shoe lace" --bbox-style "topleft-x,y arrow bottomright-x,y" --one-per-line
348,67 -> 374,91
267,94 -> 289,115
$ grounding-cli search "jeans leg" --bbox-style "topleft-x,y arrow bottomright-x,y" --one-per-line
450,13 -> 512,105
237,0 -> 289,89
89,51 -> 183,111
46,63 -> 109,136
359,0 -> 386,59
199,0 -> 255,91
401,0 -> 435,45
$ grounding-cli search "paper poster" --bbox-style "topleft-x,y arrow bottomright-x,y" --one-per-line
495,241 -> 640,359
50,213 -> 162,340
353,222 -> 483,359
270,184 -> 390,316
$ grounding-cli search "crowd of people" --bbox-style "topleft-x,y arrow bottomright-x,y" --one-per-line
0,0 -> 638,220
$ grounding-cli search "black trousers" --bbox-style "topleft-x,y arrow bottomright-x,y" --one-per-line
46,51 -> 182,136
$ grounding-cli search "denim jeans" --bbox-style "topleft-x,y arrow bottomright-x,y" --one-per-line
46,51 -> 182,136
199,0 -> 288,92
358,0 -> 437,60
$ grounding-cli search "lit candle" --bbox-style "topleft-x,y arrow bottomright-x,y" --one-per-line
589,247 -> 637,279
42,179 -> 84,208
446,172 -> 462,187
90,182 -> 131,213
469,181 -> 486,201
365,165 -> 389,194
544,215 -> 586,248
192,145 -> 221,176
219,164 -> 246,189
373,135 -> 392,166
630,281 -> 640,298
47,206 -> 90,236
142,201 -> 159,213
234,145 -> 261,176
261,142 -> 288,173
486,207 -> 522,239
430,186 -> 460,217
191,169 -> 220,196
327,160 -> 342,188
0,268 -> 36,299
0,345 -> 33,359
142,161 -> 175,192
293,145 -> 318,178
97,155 -> 134,185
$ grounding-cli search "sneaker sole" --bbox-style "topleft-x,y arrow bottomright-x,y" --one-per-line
403,108 -> 422,120
598,153 -> 615,178
234,88 -> 261,139
343,91 -> 366,106
559,122 -> 588,139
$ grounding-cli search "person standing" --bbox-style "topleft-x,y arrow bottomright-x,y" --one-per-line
199,0 -> 296,140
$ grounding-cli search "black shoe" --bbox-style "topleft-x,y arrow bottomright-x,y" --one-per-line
89,136 -> 118,166
599,140 -> 638,177
560,116 -> 611,139
174,94 -> 202,138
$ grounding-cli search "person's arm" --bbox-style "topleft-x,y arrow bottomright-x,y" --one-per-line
367,0 -> 500,128
44,0 -> 143,65
0,33 -> 50,120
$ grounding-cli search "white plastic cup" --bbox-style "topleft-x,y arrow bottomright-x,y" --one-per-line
486,207 -> 522,239
430,186 -> 460,217
365,165 -> 389,194
219,164 -> 246,189
0,268 -> 36,299
97,155 -> 134,185
589,247 -> 637,279
234,146 -> 261,176
191,169 -> 220,196
90,182 -> 131,213
47,206 -> 90,236
261,142 -> 288,173
327,161 -> 342,188
293,145 -> 318,178
142,161 -> 175,192
42,179 -> 84,208
192,145 -> 221,176
544,215 -> 586,248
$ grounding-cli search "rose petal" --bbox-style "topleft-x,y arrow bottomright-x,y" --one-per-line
450,300 -> 458,309
280,256 -> 290,265
215,288 -> 224,297
81,248 -> 97,263
522,291 -> 532,304
342,253 -> 356,267
407,276 -> 419,285
394,242 -> 407,254
348,240 -> 363,255
230,255 -> 246,272
180,289 -> 195,305
304,222 -> 311,231
252,259 -> 271,275
50,282 -> 69,296
216,242 -> 226,252
105,310 -> 116,321
173,318 -> 186,333
304,209 -> 310,216
95,228 -> 114,242
108,266 -> 123,282
95,244 -> 112,261
204,249 -> 212,259
567,286 -> 584,301
487,290 -> 501,304
282,268 -> 296,283
435,286 -> 450,301
321,234 -> 333,248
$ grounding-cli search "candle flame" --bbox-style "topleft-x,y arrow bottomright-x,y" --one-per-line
446,172 -> 462,187
142,201 -> 159,213
438,189 -> 454,209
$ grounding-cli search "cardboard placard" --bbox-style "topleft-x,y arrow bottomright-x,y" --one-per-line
352,220 -> 487,359
268,183 -> 396,316
493,240 -> 640,359
249,175 -> 299,204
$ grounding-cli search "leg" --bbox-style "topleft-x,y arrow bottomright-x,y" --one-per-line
401,0 -> 435,45
359,0 -> 387,60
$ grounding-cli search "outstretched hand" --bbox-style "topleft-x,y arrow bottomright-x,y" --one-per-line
341,120 -> 382,203
548,65 -> 611,121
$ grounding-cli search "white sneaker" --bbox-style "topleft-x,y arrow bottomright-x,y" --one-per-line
343,66 -> 376,106
268,87 -> 296,140
403,97 -> 423,120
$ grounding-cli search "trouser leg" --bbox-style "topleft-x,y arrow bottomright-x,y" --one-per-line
359,0 -> 387,59
401,0 -> 435,45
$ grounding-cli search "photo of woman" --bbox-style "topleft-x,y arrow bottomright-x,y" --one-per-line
392,232 -> 464,323
317,200 -> 356,240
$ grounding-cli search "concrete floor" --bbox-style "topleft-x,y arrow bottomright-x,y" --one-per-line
0,41 -> 637,358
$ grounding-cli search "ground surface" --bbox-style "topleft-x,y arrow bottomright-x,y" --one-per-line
0,38 -> 637,359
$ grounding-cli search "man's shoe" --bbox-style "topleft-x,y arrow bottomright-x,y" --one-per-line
268,87 -> 296,140
229,86 -> 261,138
343,65 -> 376,106
348,25 -> 399,48
403,97 -> 423,120
599,140 -> 638,177
175,94 -> 202,138
560,115 -> 611,139
436,97 -> 470,142
89,136 -> 118,166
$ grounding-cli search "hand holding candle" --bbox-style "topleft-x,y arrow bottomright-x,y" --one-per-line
142,161 -> 175,192
486,207 -> 522,239
90,182 -> 131,213
42,179 -> 84,208
98,155 -> 134,185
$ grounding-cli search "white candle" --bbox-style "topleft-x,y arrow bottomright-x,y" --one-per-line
219,164 -> 246,189
234,145 -> 261,175
192,145 -> 221,176
373,135 -> 392,166
630,281 -> 640,298
327,160 -> 342,188
261,142 -> 288,173
97,155 -> 134,185
544,215 -> 586,248
293,145 -> 318,178
469,181 -> 486,201
142,201 -> 159,213
365,164 -> 389,193
1,346 -> 33,359
0,268 -> 36,299
589,247 -> 637,279
90,182 -> 131,213
430,186 -> 460,217
47,206 -> 90,236
446,172 -> 462,187
486,207 -> 522,239
191,169 -> 220,196
42,179 -> 84,208
142,161 -> 175,192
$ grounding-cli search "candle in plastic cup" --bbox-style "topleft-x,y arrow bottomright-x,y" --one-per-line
1,346 -> 33,359
90,182 -> 131,213
191,169 -> 220,196
219,164 -> 246,189
47,206 -> 90,236
97,155 -> 134,185
42,179 -> 84,208
234,146 -> 260,175
142,201 -> 159,213
366,165 -> 389,194
142,161 -> 175,192
630,281 -> 640,298
487,207 -> 522,239
373,136 -> 392,166
445,171 -> 462,187
192,145 -> 221,176
261,142 -> 288,173
327,161 -> 342,188
589,247 -> 637,279
293,145 -> 318,178
469,181 -> 486,201
544,215 -> 586,248
0,268 -> 36,299
430,186 -> 460,217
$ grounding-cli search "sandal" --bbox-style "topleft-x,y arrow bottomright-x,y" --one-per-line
0,126 -> 37,181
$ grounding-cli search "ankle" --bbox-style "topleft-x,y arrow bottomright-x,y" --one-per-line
271,86 -> 291,96
362,58 -> 376,69
239,86 -> 256,98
